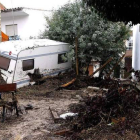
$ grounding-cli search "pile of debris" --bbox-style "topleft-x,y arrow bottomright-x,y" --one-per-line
58,77 -> 140,138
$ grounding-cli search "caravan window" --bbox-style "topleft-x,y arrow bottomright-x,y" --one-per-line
23,59 -> 34,71
0,56 -> 10,71
58,53 -> 68,64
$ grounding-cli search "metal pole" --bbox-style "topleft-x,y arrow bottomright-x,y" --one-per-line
75,37 -> 79,76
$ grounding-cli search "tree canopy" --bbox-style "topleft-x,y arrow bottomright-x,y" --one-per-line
42,2 -> 131,74
83,0 -> 140,24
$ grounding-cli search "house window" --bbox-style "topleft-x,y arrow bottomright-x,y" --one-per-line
58,53 -> 68,64
6,24 -> 18,37
0,56 -> 10,71
129,42 -> 133,46
23,59 -> 34,71
127,42 -> 133,50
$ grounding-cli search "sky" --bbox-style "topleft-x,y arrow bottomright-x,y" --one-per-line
0,0 -> 75,10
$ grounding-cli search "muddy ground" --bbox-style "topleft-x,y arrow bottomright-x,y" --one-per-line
0,98 -> 78,140
1,73 -> 140,140
0,73 -> 86,140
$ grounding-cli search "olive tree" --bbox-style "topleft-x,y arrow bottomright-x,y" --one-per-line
42,1 -> 131,75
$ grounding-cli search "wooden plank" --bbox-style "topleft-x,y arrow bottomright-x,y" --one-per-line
87,86 -> 108,92
49,106 -> 55,122
53,129 -> 72,136
49,107 -> 59,119
49,106 -> 63,123
0,83 -> 16,92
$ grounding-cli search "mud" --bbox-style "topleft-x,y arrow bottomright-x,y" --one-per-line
0,70 -> 97,140
0,98 -> 78,140
0,72 -> 80,140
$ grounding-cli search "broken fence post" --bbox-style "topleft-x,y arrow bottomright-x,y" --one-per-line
107,54 -> 125,78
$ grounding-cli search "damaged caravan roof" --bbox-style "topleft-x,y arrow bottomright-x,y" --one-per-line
0,39 -> 68,59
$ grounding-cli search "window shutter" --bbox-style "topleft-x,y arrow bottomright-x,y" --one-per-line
6,24 -> 18,36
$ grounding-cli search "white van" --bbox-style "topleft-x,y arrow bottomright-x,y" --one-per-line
0,39 -> 71,88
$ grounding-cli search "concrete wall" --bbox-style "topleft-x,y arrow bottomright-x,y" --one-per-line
1,8 -> 52,39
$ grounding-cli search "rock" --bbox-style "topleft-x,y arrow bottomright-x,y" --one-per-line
25,104 -> 33,110
76,95 -> 83,100
40,129 -> 50,134
18,105 -> 26,115
23,135 -> 33,140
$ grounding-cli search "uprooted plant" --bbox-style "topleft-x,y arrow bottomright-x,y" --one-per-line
67,79 -> 140,135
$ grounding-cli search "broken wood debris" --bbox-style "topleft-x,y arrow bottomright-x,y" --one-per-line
87,86 -> 108,92
65,77 -> 140,135
53,129 -> 72,136
0,83 -> 19,122
49,106 -> 63,123
59,78 -> 77,89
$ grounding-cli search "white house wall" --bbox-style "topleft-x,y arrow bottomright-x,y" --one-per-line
132,24 -> 140,70
1,9 -> 52,39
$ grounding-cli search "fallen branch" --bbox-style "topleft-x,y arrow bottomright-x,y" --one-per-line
60,78 -> 77,88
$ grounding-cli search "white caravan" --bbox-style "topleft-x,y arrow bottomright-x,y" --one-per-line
0,39 -> 71,88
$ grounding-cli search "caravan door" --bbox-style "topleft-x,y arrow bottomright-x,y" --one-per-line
0,55 -> 16,83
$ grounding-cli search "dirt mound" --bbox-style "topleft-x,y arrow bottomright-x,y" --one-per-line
61,79 -> 140,139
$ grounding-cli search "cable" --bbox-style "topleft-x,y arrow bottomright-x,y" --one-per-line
11,0 -> 16,40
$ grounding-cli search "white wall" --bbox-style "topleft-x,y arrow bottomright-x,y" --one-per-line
1,9 -> 52,39
132,24 -> 140,70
